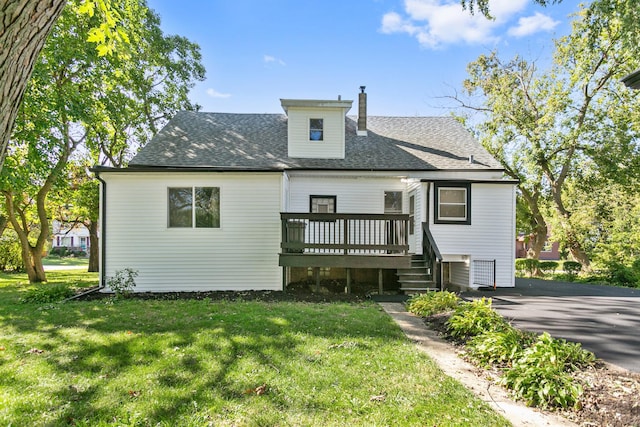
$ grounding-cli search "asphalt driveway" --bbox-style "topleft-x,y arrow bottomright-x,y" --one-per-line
461,278 -> 640,373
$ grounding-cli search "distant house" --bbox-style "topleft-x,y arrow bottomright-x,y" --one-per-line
622,69 -> 640,89
515,233 -> 560,260
94,89 -> 517,293
50,221 -> 90,255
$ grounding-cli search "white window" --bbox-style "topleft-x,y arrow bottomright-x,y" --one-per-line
168,187 -> 220,228
384,191 -> 403,214
309,118 -> 324,141
434,183 -> 470,224
310,195 -> 336,213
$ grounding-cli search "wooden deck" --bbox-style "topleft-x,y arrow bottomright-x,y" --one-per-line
279,213 -> 411,270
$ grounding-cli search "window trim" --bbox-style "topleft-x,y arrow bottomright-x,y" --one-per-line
309,118 -> 324,141
167,186 -> 221,229
309,195 -> 336,214
434,182 -> 471,225
383,190 -> 403,215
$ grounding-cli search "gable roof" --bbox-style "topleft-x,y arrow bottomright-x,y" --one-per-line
128,111 -> 502,171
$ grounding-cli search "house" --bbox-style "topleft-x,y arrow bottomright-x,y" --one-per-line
94,88 -> 516,293
50,220 -> 90,256
515,233 -> 560,260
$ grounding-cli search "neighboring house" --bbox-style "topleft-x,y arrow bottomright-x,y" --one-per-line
622,69 -> 640,89
50,220 -> 90,255
515,233 -> 560,260
94,89 -> 517,293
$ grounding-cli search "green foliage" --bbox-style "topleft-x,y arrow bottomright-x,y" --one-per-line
446,298 -> 510,341
21,284 -> 74,303
605,262 -> 639,288
0,230 -> 23,272
563,261 -> 582,276
106,267 -> 138,298
467,327 -> 536,368
499,332 -> 595,409
538,261 -> 559,274
406,291 -> 459,316
515,258 -> 539,276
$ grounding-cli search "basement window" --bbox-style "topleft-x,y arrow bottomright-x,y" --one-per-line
309,118 -> 324,141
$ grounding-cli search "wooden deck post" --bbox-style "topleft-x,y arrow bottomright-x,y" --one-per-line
314,267 -> 320,292
346,268 -> 351,294
378,269 -> 383,294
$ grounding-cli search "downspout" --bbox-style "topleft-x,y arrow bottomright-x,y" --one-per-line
64,172 -> 107,301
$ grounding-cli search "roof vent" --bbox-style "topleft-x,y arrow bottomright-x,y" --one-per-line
469,154 -> 474,164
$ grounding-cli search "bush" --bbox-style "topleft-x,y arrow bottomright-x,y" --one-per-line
515,258 -> 539,276
21,284 -> 74,303
467,327 -> 536,368
499,332 -> 595,409
406,291 -> 459,316
0,230 -> 23,272
445,298 -> 510,342
606,262 -> 639,288
563,261 -> 582,276
49,247 -> 68,257
538,261 -> 559,275
106,268 -> 138,298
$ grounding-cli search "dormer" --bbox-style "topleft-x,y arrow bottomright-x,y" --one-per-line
280,98 -> 352,159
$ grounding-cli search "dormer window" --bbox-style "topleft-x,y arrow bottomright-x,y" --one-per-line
309,118 -> 324,141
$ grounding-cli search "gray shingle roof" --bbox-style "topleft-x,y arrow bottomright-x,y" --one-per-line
129,111 -> 502,171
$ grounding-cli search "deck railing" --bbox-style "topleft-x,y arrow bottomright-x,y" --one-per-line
422,223 -> 443,290
281,213 -> 410,255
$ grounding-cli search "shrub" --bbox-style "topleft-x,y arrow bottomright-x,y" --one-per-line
499,332 -> 595,409
21,284 -> 74,303
0,230 -> 23,272
515,258 -> 539,276
606,263 -> 639,288
406,291 -> 459,316
563,261 -> 582,276
538,261 -> 559,275
445,298 -> 510,342
467,327 -> 536,368
49,247 -> 68,257
106,268 -> 138,298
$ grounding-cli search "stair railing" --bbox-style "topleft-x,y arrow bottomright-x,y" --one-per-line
422,223 -> 443,290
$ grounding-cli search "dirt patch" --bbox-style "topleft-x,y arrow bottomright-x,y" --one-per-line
423,313 -> 640,427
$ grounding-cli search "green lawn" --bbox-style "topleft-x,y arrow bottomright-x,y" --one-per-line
43,256 -> 91,267
0,271 -> 510,426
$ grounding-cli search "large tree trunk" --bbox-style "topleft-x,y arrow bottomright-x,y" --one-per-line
87,220 -> 99,272
0,0 -> 66,173
0,214 -> 7,237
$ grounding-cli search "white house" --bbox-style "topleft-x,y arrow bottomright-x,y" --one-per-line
94,88 -> 516,293
50,220 -> 91,255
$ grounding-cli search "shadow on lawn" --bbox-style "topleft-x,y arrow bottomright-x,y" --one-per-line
0,295 -> 393,424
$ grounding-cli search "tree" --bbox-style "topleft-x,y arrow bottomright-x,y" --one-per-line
0,0 -> 132,175
460,0 -> 562,18
1,0 -> 204,282
457,0 -> 640,270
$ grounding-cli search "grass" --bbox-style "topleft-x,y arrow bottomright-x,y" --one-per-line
43,256 -> 90,267
0,271 -> 510,426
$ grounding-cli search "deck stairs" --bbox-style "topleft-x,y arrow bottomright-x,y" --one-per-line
397,254 -> 439,294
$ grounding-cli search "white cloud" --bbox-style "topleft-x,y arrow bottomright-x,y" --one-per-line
380,0 -> 531,49
264,55 -> 286,66
508,12 -> 559,37
206,88 -> 231,98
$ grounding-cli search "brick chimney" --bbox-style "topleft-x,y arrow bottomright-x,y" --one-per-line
357,86 -> 367,136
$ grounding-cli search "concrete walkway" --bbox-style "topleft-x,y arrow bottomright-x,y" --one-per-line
380,303 -> 575,427
461,278 -> 640,373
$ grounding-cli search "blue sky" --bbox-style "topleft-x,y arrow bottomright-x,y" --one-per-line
147,0 -> 582,116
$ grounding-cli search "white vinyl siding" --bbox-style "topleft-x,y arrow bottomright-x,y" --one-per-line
287,108 -> 345,158
288,175 -> 405,213
101,172 -> 282,292
428,183 -> 515,288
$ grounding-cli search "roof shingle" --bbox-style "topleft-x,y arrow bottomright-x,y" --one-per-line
129,111 -> 502,171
